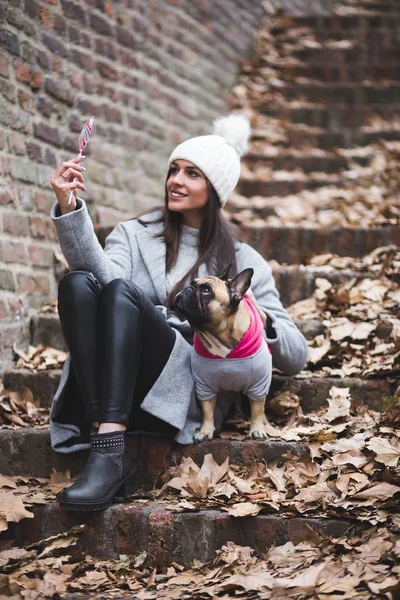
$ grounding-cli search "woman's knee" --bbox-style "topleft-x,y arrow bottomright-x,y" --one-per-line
101,278 -> 144,310
58,271 -> 98,302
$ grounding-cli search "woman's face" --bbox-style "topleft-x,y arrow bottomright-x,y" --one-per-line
166,159 -> 209,227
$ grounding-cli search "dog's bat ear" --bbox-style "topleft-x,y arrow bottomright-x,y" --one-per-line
218,262 -> 233,282
228,268 -> 254,307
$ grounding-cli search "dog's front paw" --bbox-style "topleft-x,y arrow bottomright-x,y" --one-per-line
194,428 -> 215,443
247,426 -> 268,440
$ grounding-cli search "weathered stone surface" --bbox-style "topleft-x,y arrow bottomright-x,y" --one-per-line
10,501 -> 363,563
0,428 -> 308,481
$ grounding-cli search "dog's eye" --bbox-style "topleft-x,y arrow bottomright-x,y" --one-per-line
200,284 -> 212,295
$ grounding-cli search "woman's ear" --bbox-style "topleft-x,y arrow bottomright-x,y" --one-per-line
228,268 -> 254,307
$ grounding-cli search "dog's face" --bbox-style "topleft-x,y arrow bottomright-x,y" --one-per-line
174,267 -> 254,332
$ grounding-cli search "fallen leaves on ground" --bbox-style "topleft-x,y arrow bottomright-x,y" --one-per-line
149,387 -> 400,526
13,344 -> 67,372
227,10 -> 400,230
285,246 -> 400,378
1,527 -> 399,599
0,469 -> 72,532
0,380 -> 49,429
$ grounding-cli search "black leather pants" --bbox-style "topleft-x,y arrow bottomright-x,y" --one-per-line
57,272 -> 177,436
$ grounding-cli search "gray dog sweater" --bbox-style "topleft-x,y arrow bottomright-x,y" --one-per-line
191,339 -> 272,402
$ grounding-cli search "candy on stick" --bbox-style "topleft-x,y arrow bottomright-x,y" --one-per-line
68,116 -> 94,204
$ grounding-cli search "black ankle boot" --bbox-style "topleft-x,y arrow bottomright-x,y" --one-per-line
59,430 -> 136,511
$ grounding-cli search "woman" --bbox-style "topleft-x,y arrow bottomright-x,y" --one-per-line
49,114 -> 308,511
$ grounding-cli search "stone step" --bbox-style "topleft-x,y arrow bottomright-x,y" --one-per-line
292,45 -> 400,70
280,63 -> 400,83
255,103 -> 400,131
2,365 -> 392,413
245,152 -> 368,173
273,82 -> 400,105
5,501 -> 361,564
273,26 -> 400,44
286,11 -> 400,35
240,225 -> 400,264
285,126 -> 400,150
0,429 -> 308,480
27,266 -> 372,352
237,174 -> 346,198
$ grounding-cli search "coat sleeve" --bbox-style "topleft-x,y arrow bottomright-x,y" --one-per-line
236,243 -> 308,375
50,198 -> 133,286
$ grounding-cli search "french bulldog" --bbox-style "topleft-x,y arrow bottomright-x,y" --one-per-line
174,266 -> 272,442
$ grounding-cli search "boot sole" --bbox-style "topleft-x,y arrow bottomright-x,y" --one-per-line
59,469 -> 136,512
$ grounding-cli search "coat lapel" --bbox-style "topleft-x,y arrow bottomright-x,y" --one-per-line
136,223 -> 166,304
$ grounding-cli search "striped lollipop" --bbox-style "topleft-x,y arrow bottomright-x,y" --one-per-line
68,116 -> 94,204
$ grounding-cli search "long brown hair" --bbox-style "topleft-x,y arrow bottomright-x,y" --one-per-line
139,167 -> 240,310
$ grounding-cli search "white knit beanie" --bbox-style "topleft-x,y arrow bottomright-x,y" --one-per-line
168,113 -> 251,207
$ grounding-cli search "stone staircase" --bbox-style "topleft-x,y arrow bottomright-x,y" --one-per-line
1,0 -> 400,573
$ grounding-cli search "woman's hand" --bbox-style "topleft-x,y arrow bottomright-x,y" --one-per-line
50,157 -> 86,214
245,288 -> 267,328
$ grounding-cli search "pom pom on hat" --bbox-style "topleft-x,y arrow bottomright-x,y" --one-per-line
212,113 -> 251,157
168,113 -> 251,207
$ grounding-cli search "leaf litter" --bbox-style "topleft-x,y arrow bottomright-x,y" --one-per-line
1,386 -> 400,597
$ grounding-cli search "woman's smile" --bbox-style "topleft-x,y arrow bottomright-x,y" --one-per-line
166,159 -> 209,227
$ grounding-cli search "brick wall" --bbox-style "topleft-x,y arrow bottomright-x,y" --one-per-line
0,0 -> 267,371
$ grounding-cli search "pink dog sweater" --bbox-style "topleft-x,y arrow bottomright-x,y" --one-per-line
193,297 -> 269,358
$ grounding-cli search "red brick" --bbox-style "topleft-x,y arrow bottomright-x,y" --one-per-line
72,48 -> 94,70
15,61 -> 30,84
39,5 -> 52,27
0,186 -> 16,207
18,89 -> 35,112
44,76 -> 74,105
0,269 -> 15,291
42,32 -> 68,58
26,141 -> 43,162
116,25 -> 136,49
97,60 -> 118,80
29,216 -> 57,241
77,98 -> 100,116
3,213 -> 29,236
34,122 -> 61,147
0,29 -> 20,56
0,240 -> 28,264
61,0 -> 86,21
28,244 -> 54,268
90,12 -> 112,35
16,272 -> 50,294
0,54 -> 9,78
53,13 -> 66,34
35,190 -> 54,213
29,69 -> 43,90
25,0 -> 38,18
7,132 -> 26,155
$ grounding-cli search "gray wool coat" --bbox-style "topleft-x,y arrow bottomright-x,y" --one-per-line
49,199 -> 308,452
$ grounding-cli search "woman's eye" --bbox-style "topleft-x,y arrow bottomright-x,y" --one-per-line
188,170 -> 198,177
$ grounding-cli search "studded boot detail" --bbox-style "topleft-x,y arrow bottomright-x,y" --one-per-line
59,430 -> 136,511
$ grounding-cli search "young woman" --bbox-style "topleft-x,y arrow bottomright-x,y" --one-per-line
49,114 -> 308,511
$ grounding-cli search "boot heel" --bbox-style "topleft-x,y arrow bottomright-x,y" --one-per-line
117,471 -> 136,498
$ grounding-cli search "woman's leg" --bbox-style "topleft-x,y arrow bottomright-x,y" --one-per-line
57,271 -> 102,424
59,278 -> 177,511
98,278 -> 177,436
